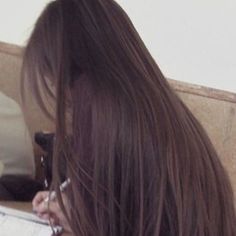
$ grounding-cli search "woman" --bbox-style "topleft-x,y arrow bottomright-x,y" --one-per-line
22,0 -> 236,235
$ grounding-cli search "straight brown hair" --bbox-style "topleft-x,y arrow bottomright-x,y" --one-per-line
21,0 -> 236,235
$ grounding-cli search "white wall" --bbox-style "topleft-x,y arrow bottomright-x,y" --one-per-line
0,0 -> 50,45
0,0 -> 236,92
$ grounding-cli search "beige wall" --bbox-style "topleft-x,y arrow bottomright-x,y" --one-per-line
178,92 -> 236,201
0,49 -> 53,137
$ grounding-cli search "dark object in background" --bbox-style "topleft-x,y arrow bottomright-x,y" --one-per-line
0,133 -> 47,201
0,175 -> 43,201
35,132 -> 54,189
35,132 -> 67,189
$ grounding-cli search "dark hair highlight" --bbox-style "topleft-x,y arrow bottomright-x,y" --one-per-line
22,0 -> 236,235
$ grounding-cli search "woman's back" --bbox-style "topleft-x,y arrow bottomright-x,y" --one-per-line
22,0 -> 236,235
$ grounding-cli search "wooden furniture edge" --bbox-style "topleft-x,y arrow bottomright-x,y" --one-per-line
0,41 -> 23,57
1,41 -> 236,103
168,79 -> 236,104
0,201 -> 32,212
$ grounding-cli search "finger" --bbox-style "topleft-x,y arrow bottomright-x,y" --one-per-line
34,195 -> 71,232
47,202 -> 66,226
37,212 -> 50,221
35,200 -> 61,216
32,191 -> 49,210
61,231 -> 73,236
34,201 -> 48,215
37,212 -> 60,227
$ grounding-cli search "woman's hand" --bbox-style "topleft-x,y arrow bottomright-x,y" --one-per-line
32,191 -> 72,235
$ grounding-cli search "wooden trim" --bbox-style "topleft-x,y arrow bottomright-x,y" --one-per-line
168,79 -> 236,104
0,41 -> 236,103
0,41 -> 23,57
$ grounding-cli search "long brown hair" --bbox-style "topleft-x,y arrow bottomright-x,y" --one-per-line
21,0 -> 236,235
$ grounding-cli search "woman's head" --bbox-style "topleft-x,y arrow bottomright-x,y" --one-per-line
22,0 -> 236,235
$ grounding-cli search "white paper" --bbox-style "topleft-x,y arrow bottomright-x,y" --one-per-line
0,214 -> 52,236
0,206 -> 49,225
0,205 -> 48,225
0,205 -> 60,236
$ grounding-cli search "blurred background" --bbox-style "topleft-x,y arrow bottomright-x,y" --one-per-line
0,0 -> 235,92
